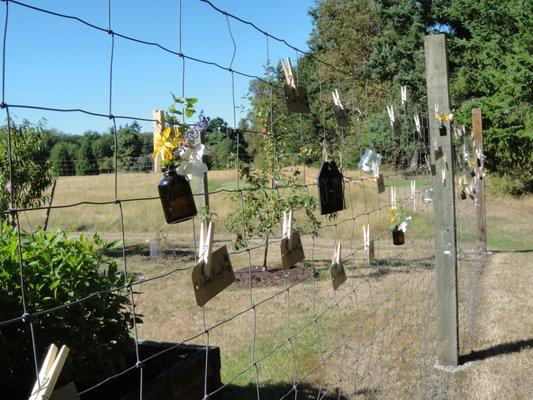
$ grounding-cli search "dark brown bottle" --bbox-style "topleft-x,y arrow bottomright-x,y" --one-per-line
392,227 -> 405,246
158,168 -> 197,224
439,123 -> 447,136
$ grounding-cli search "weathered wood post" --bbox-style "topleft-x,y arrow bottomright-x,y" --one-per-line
195,131 -> 209,210
424,34 -> 459,366
152,110 -> 164,173
472,108 -> 487,254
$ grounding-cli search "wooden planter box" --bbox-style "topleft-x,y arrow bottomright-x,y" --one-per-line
83,341 -> 221,400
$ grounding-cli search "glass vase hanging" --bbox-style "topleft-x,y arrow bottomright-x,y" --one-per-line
392,226 -> 405,246
358,148 -> 382,177
158,168 -> 197,224
317,160 -> 345,215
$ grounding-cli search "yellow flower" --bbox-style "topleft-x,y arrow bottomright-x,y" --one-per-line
435,112 -> 454,123
153,126 -> 182,161
389,209 -> 398,226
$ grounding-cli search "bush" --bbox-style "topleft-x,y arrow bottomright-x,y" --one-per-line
76,137 -> 99,175
0,224 -> 139,398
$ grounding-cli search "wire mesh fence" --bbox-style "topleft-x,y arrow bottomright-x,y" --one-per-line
0,1 -> 487,399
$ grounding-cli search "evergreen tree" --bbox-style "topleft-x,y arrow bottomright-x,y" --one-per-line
76,137 -> 99,175
50,142 -> 76,176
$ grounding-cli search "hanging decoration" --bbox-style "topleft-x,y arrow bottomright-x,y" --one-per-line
281,58 -> 310,114
434,103 -> 453,137
331,89 -> 350,127
153,98 -> 210,224
317,156 -> 345,215
358,148 -> 383,178
389,205 -> 411,246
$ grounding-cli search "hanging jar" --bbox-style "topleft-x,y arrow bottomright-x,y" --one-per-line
158,168 -> 197,224
421,187 -> 433,204
317,160 -> 345,215
392,226 -> 405,246
358,148 -> 382,178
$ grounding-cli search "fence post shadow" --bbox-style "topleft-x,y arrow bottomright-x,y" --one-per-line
459,338 -> 533,364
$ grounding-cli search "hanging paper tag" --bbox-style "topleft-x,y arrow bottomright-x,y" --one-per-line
284,85 -> 310,114
330,261 -> 347,290
434,146 -> 443,160
376,174 -> 385,194
392,119 -> 401,137
280,231 -> 305,269
50,383 -> 79,400
192,245 -> 235,307
333,104 -> 350,127
368,239 -> 375,262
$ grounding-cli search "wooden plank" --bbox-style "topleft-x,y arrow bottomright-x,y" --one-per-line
424,34 -> 459,367
472,108 -> 487,253
152,110 -> 164,173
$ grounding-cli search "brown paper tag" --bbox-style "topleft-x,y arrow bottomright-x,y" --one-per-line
392,120 -> 401,137
330,261 -> 347,290
368,239 -> 375,262
280,231 -> 305,269
284,84 -> 310,114
191,245 -> 236,307
376,174 -> 385,194
434,146 -> 443,160
333,104 -> 350,127
50,383 -> 79,400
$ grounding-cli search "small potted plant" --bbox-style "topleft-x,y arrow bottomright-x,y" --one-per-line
154,96 -> 210,224
389,204 -> 411,246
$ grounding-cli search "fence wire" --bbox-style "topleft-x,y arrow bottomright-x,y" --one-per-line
0,1 -> 486,399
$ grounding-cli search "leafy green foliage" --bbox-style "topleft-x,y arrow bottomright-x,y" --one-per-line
50,142 -> 77,176
0,120 -> 57,209
75,136 -> 99,175
0,224 -> 138,397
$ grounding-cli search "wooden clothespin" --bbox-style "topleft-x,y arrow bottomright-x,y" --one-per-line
330,242 -> 346,290
198,221 -> 214,276
414,114 -> 421,134
400,86 -> 407,107
29,344 -> 70,400
386,105 -> 395,126
410,180 -> 417,212
332,89 -> 344,109
390,186 -> 397,210
281,58 -> 295,88
441,154 -> 448,183
363,224 -> 375,262
282,210 -> 293,251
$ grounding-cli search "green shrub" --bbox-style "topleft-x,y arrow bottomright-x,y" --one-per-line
0,224 -> 139,398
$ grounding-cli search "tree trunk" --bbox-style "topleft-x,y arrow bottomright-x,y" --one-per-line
262,236 -> 269,271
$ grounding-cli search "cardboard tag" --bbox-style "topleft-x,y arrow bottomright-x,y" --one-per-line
50,383 -> 79,400
280,231 -> 305,269
191,245 -> 235,307
330,261 -> 347,290
434,146 -> 443,160
376,174 -> 385,194
284,84 -> 310,114
368,239 -> 375,262
430,163 -> 436,176
333,104 -> 350,127
392,120 -> 401,137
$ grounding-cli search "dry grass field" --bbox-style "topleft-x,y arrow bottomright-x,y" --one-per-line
20,170 -> 533,399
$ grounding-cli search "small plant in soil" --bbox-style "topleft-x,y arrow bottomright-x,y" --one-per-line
389,203 -> 411,246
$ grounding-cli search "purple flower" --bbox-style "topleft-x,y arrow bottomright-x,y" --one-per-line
5,180 -> 11,193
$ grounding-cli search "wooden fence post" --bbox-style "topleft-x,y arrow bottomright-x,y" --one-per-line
472,108 -> 487,254
152,110 -> 164,173
195,131 -> 209,210
424,34 -> 459,367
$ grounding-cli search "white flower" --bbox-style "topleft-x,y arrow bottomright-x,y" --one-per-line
398,216 -> 412,233
176,144 -> 209,180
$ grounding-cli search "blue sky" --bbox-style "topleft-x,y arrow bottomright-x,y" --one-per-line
2,0 -> 315,134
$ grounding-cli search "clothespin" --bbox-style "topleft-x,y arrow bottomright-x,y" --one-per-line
331,242 -> 342,270
199,221 -> 214,276
410,180 -> 417,212
29,344 -> 70,400
322,141 -> 329,161
390,186 -> 397,210
441,154 -> 448,183
386,105 -> 395,126
332,89 -> 344,110
282,210 -> 293,251
281,58 -> 295,88
363,225 -> 370,252
434,103 -> 439,116
400,86 -> 407,106
413,114 -> 421,134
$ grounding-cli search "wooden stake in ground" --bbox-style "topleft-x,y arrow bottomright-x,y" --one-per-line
152,110 -> 164,173
424,33 -> 459,367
